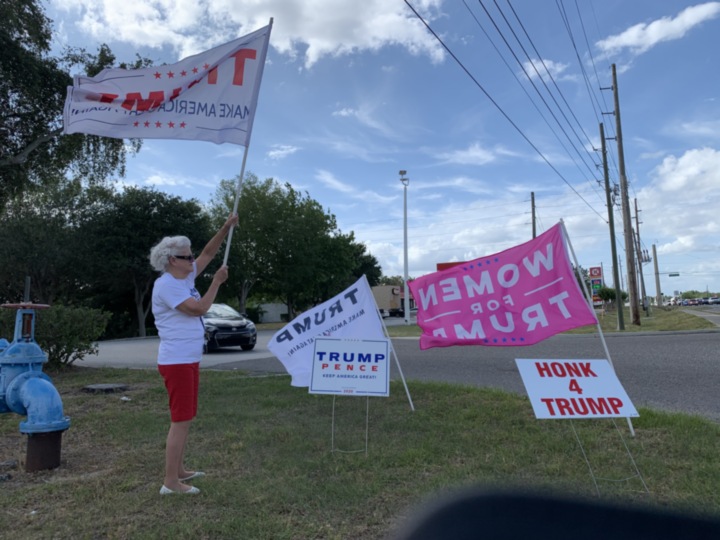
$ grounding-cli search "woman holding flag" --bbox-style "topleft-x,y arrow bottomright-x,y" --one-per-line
149,213 -> 238,495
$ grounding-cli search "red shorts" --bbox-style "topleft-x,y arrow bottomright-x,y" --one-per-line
158,363 -> 200,422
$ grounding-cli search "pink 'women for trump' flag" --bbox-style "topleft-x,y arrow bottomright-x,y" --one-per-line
408,223 -> 597,350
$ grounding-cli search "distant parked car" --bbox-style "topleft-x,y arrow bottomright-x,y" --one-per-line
710,297 -> 720,305
390,307 -> 418,318
202,303 -> 257,352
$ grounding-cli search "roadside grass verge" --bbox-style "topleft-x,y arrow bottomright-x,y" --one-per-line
1,369 -> 719,539
377,306 -> 717,338
568,305 -> 718,333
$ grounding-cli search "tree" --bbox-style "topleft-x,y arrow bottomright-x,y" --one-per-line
573,265 -> 590,294
347,234 -> 382,286
596,285 -> 626,307
307,231 -> 382,303
208,175 -> 278,312
0,183 -> 212,337
77,186 -> 212,337
209,176 -> 382,315
378,275 -> 405,286
0,181 -> 87,304
0,0 -> 142,208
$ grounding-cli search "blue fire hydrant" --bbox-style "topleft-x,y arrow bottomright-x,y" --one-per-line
0,303 -> 70,471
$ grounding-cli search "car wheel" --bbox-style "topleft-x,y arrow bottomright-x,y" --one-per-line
241,344 -> 255,351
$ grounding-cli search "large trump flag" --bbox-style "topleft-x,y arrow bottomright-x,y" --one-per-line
268,275 -> 385,387
409,223 -> 597,350
63,23 -> 271,147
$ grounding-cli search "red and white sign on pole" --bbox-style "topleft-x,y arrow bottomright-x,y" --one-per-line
515,359 -> 638,419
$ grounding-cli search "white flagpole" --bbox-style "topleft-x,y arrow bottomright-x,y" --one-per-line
364,276 -> 415,411
222,18 -> 273,266
387,332 -> 416,412
222,145 -> 249,265
560,220 -> 635,436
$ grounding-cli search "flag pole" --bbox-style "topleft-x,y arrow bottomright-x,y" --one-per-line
222,17 -> 273,266
365,275 -> 415,411
560,220 -> 635,436
222,145 -> 249,265
389,342 -> 415,411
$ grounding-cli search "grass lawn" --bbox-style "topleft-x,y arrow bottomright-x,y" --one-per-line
0,307 -> 717,538
1,360 -> 719,538
380,305 -> 719,337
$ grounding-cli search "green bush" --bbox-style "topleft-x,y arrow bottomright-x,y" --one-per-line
0,305 -> 111,368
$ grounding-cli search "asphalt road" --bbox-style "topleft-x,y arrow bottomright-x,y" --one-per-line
88,310 -> 720,423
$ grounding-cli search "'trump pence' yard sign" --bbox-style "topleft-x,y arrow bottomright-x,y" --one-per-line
515,359 -> 638,419
310,338 -> 390,396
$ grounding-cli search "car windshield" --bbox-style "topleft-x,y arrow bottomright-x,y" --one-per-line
205,304 -> 242,319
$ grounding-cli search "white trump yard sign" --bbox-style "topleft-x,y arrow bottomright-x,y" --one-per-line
515,358 -> 638,419
310,338 -> 390,396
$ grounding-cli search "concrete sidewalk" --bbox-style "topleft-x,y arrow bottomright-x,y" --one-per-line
85,331 -> 277,370
682,308 -> 720,327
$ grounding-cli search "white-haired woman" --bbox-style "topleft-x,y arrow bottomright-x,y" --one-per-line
149,213 -> 238,495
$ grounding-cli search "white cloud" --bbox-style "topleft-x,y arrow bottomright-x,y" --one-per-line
315,169 -> 355,194
143,171 -> 215,189
652,147 -> 720,192
214,147 -> 245,159
658,235 -> 696,256
521,58 -> 576,83
315,169 -> 396,204
436,142 -> 497,166
267,144 -> 300,160
411,176 -> 494,196
55,0 -> 446,67
332,108 -> 356,118
596,2 -> 720,56
308,132 -> 397,163
332,105 -> 398,138
635,147 -> 720,275
679,120 -> 720,139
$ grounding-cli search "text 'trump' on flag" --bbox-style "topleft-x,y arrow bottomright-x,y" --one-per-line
63,23 -> 272,147
267,275 -> 385,387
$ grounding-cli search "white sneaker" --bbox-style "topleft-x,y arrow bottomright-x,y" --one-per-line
160,485 -> 200,495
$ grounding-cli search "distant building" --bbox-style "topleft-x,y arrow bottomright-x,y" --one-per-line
372,285 -> 413,317
258,302 -> 286,323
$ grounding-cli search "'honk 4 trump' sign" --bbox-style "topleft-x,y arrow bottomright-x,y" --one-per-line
310,338 -> 390,396
515,358 -> 639,419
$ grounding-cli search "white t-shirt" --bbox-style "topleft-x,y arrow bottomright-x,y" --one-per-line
152,263 -> 205,365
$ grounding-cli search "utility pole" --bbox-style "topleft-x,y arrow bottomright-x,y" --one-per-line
531,191 -> 536,238
400,170 -> 410,325
653,244 -> 662,307
600,122 -> 624,330
607,64 -> 640,325
634,198 -> 649,315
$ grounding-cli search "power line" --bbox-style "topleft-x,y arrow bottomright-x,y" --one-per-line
502,0 -> 599,166
460,0 -> 595,189
473,0 -> 600,183
404,0 -> 607,223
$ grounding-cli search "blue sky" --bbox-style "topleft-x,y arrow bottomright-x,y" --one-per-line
48,0 -> 720,298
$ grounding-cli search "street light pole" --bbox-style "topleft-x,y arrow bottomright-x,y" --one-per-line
400,170 -> 410,325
